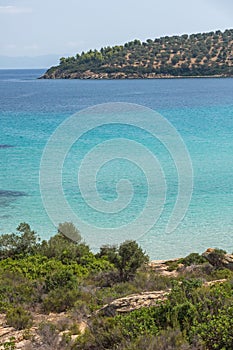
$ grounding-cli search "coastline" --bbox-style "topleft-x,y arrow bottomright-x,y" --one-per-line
40,73 -> 232,80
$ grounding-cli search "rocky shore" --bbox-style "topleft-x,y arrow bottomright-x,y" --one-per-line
41,70 -> 227,80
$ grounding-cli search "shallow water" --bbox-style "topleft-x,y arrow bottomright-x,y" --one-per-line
0,69 -> 233,259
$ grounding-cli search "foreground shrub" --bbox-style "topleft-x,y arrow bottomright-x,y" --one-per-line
120,329 -> 199,350
44,267 -> 77,292
132,270 -> 172,291
98,240 -> 149,282
191,306 -> 233,350
73,317 -> 123,350
0,223 -> 39,259
42,286 -> 80,313
0,271 -> 37,312
166,253 -> 206,271
36,321 -> 61,348
181,253 -> 206,267
205,248 -> 227,268
6,306 -> 33,330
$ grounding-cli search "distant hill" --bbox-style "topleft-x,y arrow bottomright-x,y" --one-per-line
42,29 -> 233,79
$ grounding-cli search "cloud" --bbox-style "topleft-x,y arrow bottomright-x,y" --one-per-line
0,6 -> 32,14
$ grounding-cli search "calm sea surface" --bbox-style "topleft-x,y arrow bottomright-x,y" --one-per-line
0,69 -> 232,259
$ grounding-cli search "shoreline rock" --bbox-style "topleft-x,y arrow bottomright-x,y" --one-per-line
40,71 -> 229,80
202,248 -> 233,270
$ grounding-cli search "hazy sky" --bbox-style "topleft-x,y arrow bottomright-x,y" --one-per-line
1,0 -> 232,58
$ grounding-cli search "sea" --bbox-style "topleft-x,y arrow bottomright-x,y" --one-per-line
0,69 -> 232,259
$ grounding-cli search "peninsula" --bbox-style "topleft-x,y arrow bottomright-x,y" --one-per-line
41,29 -> 233,79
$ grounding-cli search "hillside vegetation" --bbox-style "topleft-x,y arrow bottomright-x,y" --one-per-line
1,223 -> 233,349
42,29 -> 233,79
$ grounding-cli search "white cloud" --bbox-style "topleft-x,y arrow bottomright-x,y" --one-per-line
0,6 -> 32,14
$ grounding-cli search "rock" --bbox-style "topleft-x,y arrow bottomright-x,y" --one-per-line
148,258 -> 181,276
0,312 -> 84,350
202,249 -> 233,270
98,290 -> 170,316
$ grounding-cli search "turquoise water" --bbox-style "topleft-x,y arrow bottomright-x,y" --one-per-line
0,69 -> 233,259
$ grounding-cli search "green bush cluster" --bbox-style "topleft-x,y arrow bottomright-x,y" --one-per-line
74,280 -> 233,349
0,223 -> 148,323
166,252 -> 206,271
1,222 -> 233,350
6,306 -> 33,330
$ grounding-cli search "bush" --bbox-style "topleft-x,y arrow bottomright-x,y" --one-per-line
6,306 -> 33,330
181,253 -> 206,267
98,240 -> 148,282
132,271 -> 172,292
191,307 -> 233,350
166,253 -> 206,272
37,321 -> 58,347
118,307 -> 159,339
120,329 -> 197,350
0,223 -> 39,259
39,232 -> 84,263
211,268 -> 233,280
206,248 -> 227,268
73,317 -> 123,350
42,286 -> 80,313
44,267 -> 77,292
0,271 -> 37,311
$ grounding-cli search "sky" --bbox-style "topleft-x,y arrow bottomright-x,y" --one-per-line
0,0 -> 232,67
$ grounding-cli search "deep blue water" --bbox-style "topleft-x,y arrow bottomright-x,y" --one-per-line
0,69 -> 233,259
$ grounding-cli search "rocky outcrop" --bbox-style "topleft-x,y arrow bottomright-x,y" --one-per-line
98,290 -> 170,316
41,70 -> 176,80
0,313 -> 85,350
148,258 -> 181,276
202,248 -> 233,270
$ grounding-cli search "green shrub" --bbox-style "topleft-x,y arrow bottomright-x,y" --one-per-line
211,268 -> 233,280
0,271 -> 37,311
73,317 -> 123,350
191,307 -> 233,350
118,307 -> 160,339
121,329 -> 195,350
166,260 -> 181,271
206,248 -> 227,268
132,271 -> 173,292
0,223 -> 40,260
6,306 -> 33,330
44,268 -> 77,292
0,255 -> 88,280
42,286 -> 80,313
98,240 -> 148,282
37,321 -> 58,347
172,302 -> 198,330
181,253 -> 206,266
166,253 -> 206,272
